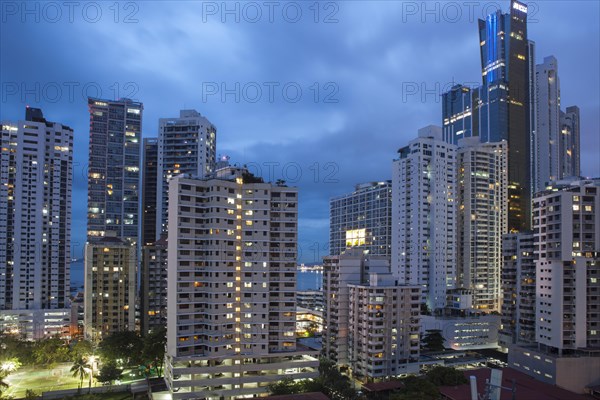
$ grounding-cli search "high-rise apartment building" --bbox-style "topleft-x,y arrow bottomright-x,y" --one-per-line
456,138 -> 508,312
559,106 -> 581,180
142,138 -> 158,246
85,98 -> 142,338
391,126 -> 457,312
499,232 -> 536,351
348,278 -> 421,379
323,249 -> 420,380
156,110 -> 216,240
330,181 -> 392,258
84,234 -> 136,340
509,180 -> 600,393
0,108 -> 73,338
164,166 -> 318,399
533,56 -> 561,194
534,180 -> 600,353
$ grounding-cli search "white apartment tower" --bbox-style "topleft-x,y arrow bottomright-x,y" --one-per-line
392,125 -> 457,312
0,107 -> 73,315
164,167 -> 318,399
456,138 -> 508,312
156,110 -> 216,239
534,179 -> 600,353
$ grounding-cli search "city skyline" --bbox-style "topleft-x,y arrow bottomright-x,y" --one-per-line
1,1 -> 598,263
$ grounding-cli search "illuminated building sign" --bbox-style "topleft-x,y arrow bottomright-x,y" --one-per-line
513,2 -> 528,13
346,229 -> 366,247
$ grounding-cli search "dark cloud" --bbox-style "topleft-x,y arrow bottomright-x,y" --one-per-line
1,0 -> 598,263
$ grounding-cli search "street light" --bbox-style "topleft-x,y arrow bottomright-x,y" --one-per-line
0,360 -> 17,373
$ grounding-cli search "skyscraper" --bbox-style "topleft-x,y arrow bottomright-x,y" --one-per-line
164,166 -> 318,399
391,126 -> 457,312
456,138 -> 508,312
156,110 -> 216,240
0,108 -> 73,330
329,181 -> 392,258
87,97 -> 142,244
533,56 -> 561,193
85,98 -> 142,338
476,0 -> 532,232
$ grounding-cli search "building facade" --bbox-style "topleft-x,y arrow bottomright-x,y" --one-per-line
534,180 -> 600,353
476,0 -> 533,232
156,110 -> 216,240
533,56 -> 561,194
164,167 -> 318,399
329,181 -> 392,258
442,84 -> 473,145
456,138 -> 508,312
83,234 -> 136,340
141,236 -> 168,335
559,106 -> 581,180
348,277 -> 421,379
142,138 -> 158,247
499,232 -> 536,351
392,126 -> 457,312
323,249 -> 421,380
0,108 -> 73,338
87,97 -> 142,244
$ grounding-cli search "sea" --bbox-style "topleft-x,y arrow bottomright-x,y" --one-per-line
69,260 -> 323,294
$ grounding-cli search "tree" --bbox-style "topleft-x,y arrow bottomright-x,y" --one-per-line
24,389 -> 39,399
70,357 -> 90,390
97,362 -> 122,385
98,331 -> 143,367
425,366 -> 468,387
396,376 -> 440,400
70,340 -> 93,361
142,327 -> 166,377
421,330 -> 446,353
268,377 -> 302,395
32,337 -> 70,367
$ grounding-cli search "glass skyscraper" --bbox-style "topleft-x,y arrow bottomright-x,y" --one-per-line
442,0 -> 533,232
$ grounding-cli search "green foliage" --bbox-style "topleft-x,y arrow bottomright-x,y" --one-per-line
97,331 -> 143,367
268,377 -> 303,395
70,357 -> 90,389
96,362 -> 122,385
395,376 -> 440,400
32,337 -> 70,367
70,340 -> 94,361
318,358 -> 357,400
141,327 -> 166,377
0,334 -> 35,365
24,389 -> 39,399
425,366 -> 468,386
421,329 -> 446,353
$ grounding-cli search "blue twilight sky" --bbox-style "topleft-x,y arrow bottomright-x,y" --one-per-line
1,1 -> 599,263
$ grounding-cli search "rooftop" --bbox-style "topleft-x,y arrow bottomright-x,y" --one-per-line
439,368 -> 594,400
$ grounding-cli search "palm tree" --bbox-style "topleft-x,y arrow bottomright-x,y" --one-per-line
70,357 -> 90,391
